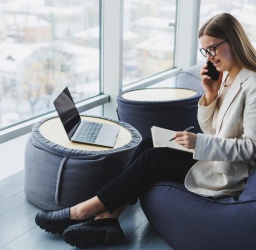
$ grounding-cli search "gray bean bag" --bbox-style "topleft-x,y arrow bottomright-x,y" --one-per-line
140,170 -> 256,250
25,116 -> 141,210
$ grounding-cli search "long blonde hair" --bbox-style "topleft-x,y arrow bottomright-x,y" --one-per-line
199,13 -> 256,72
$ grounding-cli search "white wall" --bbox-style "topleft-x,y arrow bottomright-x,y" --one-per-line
0,133 -> 29,180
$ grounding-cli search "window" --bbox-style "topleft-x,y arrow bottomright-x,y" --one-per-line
1,0 -> 201,143
0,0 -> 100,130
198,0 -> 256,63
122,0 -> 177,86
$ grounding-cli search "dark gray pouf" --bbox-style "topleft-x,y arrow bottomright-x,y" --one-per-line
140,171 -> 256,250
117,87 -> 202,138
25,115 -> 141,210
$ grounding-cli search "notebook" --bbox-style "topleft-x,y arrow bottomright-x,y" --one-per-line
151,126 -> 194,153
53,87 -> 120,148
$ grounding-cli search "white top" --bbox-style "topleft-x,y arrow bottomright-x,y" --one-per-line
39,116 -> 132,151
122,88 -> 197,101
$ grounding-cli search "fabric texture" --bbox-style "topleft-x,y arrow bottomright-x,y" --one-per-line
140,174 -> 256,250
24,116 -> 141,210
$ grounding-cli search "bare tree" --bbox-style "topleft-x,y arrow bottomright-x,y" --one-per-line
22,62 -> 45,114
21,47 -> 75,114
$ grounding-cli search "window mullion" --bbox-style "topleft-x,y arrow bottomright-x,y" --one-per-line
175,0 -> 201,69
102,0 -> 123,120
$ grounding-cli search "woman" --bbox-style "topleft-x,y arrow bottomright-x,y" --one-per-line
35,13 -> 256,248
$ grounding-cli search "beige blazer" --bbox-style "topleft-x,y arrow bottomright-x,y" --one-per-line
185,68 -> 256,198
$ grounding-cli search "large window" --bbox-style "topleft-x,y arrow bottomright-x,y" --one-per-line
0,0 -> 100,130
123,0 -> 177,86
1,0 -> 203,143
198,0 -> 256,63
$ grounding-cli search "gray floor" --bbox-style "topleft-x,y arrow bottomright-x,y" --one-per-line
0,170 -> 172,250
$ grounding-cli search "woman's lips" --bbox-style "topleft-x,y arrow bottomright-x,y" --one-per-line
212,60 -> 220,66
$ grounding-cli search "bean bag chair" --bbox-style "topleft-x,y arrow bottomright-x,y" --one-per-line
25,116 -> 141,210
140,169 -> 256,250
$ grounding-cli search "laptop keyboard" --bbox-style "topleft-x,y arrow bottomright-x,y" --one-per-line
73,121 -> 103,143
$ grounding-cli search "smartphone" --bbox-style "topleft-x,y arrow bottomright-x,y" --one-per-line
205,61 -> 220,81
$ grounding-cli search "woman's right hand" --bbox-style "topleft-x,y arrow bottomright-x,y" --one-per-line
200,64 -> 223,105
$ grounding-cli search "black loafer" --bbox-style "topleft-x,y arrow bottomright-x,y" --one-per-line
35,208 -> 92,235
63,218 -> 125,248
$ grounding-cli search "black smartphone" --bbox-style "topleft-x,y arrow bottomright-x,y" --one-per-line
205,61 -> 220,81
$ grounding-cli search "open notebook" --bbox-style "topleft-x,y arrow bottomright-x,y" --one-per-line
151,126 -> 194,153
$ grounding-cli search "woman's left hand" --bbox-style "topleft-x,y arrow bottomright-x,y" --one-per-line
173,132 -> 197,149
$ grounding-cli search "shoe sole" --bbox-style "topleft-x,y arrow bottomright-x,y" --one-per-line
35,214 -> 64,235
64,225 -> 125,248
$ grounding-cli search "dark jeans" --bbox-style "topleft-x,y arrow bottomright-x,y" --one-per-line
96,137 -> 197,213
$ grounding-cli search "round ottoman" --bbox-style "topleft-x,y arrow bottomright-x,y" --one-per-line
25,115 -> 141,210
116,88 -> 202,138
140,172 -> 256,250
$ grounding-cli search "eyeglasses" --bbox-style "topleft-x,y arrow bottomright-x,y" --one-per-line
199,40 -> 227,57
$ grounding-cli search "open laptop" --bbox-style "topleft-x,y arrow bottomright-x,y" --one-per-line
53,87 -> 120,148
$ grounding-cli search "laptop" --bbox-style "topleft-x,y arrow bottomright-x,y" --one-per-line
53,87 -> 120,148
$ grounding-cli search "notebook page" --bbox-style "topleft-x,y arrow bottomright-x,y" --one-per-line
151,126 -> 194,153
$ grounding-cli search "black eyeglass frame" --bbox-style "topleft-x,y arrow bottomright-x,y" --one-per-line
199,40 -> 227,57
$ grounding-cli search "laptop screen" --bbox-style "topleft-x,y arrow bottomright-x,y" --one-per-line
53,87 -> 81,139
